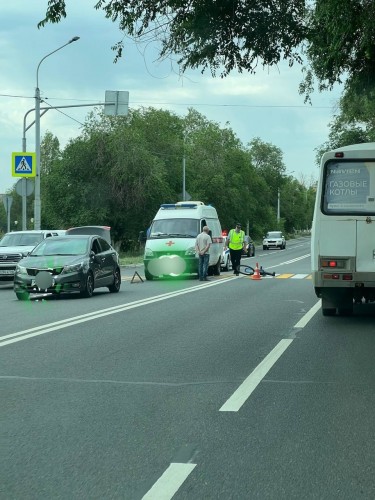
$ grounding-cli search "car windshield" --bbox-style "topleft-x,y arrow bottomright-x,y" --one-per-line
30,237 -> 89,256
0,232 -> 44,247
267,232 -> 282,238
149,219 -> 199,238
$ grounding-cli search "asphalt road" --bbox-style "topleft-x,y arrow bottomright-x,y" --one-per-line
1,236 -> 375,499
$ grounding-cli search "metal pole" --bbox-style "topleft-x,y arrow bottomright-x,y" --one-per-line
277,188 -> 280,223
182,155 -> 186,201
21,133 -> 27,230
34,86 -> 41,230
7,198 -> 11,233
34,37 -> 80,230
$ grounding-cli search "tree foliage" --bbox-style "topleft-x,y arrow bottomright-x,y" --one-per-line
39,0 -> 307,77
302,0 -> 375,99
0,108 -> 313,243
39,108 -> 312,247
39,0 -> 375,105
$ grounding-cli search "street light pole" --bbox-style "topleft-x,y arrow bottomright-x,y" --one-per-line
34,36 -> 80,230
277,188 -> 280,223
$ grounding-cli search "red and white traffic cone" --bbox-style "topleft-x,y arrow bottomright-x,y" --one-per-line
251,262 -> 262,280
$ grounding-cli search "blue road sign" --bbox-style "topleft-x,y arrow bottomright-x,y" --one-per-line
12,152 -> 36,177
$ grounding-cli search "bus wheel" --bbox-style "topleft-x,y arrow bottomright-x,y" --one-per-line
322,292 -> 337,316
337,297 -> 353,316
322,307 -> 336,316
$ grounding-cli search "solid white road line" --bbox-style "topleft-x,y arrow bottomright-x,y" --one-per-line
142,463 -> 196,500
294,300 -> 321,328
219,339 -> 293,412
0,280 -> 234,348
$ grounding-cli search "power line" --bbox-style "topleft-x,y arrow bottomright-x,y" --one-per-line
0,93 -> 333,109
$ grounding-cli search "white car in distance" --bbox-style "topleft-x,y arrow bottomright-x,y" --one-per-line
262,231 -> 286,250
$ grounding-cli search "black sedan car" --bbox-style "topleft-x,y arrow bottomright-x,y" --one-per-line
13,235 -> 121,300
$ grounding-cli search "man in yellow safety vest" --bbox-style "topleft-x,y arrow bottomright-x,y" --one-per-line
227,223 -> 246,276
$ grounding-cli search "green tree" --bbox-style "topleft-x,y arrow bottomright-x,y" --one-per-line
40,106 -> 307,246
246,137 -> 286,218
39,1 -> 375,105
301,0 -> 375,101
39,0 -> 307,77
315,93 -> 375,166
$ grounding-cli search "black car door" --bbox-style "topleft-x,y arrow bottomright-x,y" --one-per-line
90,237 -> 105,285
96,237 -> 117,284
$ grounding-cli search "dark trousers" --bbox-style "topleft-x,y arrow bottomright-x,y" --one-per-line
229,248 -> 242,274
198,253 -> 210,279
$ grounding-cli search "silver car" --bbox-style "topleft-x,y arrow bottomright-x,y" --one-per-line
0,230 -> 65,286
262,231 -> 286,250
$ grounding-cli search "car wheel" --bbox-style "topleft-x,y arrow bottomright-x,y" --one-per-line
16,291 -> 29,301
263,246 -> 267,250
223,255 -> 230,271
80,271 -> 94,298
212,257 -> 221,276
108,268 -> 121,293
145,269 -> 154,281
252,247 -> 255,257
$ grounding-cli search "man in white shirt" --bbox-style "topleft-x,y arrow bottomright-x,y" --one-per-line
195,226 -> 211,281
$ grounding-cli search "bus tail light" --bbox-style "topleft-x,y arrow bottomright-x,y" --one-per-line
320,259 -> 346,269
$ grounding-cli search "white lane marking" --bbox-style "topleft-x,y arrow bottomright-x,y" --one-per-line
0,280 -> 234,348
219,300 -> 321,412
290,274 -> 309,279
294,300 -> 321,328
142,463 -> 196,500
219,339 -> 293,412
266,254 -> 310,269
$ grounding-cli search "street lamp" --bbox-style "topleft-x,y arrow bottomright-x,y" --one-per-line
34,36 -> 80,230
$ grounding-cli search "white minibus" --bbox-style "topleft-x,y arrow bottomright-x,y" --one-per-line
311,142 -> 375,315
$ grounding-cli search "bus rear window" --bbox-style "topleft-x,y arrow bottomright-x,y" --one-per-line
322,160 -> 375,215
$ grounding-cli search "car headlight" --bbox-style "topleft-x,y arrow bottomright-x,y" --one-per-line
16,264 -> 27,274
185,246 -> 196,256
144,247 -> 154,258
61,262 -> 83,274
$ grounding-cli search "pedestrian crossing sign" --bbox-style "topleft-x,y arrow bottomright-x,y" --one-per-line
12,152 -> 36,177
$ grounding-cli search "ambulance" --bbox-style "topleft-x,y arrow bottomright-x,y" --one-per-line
144,201 -> 224,280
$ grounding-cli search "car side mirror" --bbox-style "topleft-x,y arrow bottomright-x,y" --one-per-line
139,231 -> 147,243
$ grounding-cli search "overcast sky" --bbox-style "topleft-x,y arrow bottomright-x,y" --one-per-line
0,0 -> 343,198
